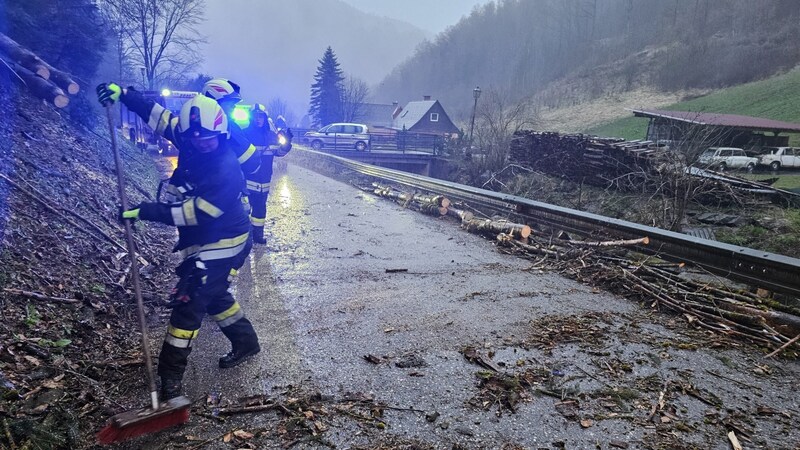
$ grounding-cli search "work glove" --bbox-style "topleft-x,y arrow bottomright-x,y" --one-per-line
118,205 -> 141,224
96,83 -> 122,106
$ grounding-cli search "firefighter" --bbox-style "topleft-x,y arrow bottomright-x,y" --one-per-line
200,78 -> 261,177
96,84 -> 261,399
243,104 -> 293,244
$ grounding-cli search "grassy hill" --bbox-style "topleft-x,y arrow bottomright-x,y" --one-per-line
586,69 -> 800,145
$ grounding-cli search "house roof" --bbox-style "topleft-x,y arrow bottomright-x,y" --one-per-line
631,109 -> 800,133
357,103 -> 396,127
392,100 -> 436,130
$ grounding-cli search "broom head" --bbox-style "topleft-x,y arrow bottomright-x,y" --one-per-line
96,395 -> 191,445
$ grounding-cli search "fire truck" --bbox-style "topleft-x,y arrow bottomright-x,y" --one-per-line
119,89 -> 198,155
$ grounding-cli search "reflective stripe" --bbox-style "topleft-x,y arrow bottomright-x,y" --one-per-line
147,104 -> 167,130
227,268 -> 238,282
171,205 -> 186,226
250,216 -> 266,226
182,232 -> 250,261
168,325 -> 199,340
164,325 -> 198,349
155,110 -> 171,134
213,303 -> 244,328
196,197 -> 223,218
246,180 -> 271,192
165,335 -> 193,348
171,199 -> 198,226
183,200 -> 198,225
238,144 -> 257,164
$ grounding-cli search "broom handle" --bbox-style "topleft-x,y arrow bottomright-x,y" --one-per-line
105,105 -> 159,411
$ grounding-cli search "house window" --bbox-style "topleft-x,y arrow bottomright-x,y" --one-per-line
430,113 -> 439,122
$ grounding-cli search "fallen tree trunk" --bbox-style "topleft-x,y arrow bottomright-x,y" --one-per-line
463,217 -> 531,239
0,32 -> 79,94
11,62 -> 68,108
0,32 -> 50,79
446,206 -> 474,223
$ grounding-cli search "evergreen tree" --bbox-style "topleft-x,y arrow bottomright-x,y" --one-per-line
308,47 -> 344,127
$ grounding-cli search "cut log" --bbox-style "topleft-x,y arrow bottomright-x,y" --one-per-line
48,67 -> 79,94
446,207 -> 474,223
11,62 -> 68,108
0,32 -> 79,94
0,32 -> 50,79
463,217 -> 531,239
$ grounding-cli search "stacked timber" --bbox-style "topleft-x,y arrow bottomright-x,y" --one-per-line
0,32 -> 80,108
509,131 -> 667,183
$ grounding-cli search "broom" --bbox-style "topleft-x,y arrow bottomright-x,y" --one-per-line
96,101 -> 191,444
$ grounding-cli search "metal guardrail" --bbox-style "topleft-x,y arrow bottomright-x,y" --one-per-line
298,148 -> 800,297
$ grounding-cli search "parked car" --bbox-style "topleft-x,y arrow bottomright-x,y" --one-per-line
759,147 -> 800,171
697,147 -> 757,172
303,123 -> 370,151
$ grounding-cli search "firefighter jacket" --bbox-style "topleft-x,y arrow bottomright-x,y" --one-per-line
228,120 -> 262,176
118,89 -> 250,260
243,122 -> 291,193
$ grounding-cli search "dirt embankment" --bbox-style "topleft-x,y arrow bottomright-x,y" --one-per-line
0,84 -> 176,448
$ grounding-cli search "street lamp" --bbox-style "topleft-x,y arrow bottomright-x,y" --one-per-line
468,86 -> 481,148
140,67 -> 146,89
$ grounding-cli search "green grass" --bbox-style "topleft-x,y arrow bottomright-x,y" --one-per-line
585,69 -> 800,145
741,174 -> 800,192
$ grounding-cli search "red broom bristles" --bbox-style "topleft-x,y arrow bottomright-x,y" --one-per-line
96,407 -> 189,445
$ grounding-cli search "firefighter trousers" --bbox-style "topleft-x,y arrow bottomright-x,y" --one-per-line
157,239 -> 258,380
248,189 -> 269,240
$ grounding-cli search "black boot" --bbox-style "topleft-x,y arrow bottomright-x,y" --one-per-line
219,343 -> 261,369
160,378 -> 183,400
252,225 -> 266,244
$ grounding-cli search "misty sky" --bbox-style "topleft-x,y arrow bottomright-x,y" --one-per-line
340,0 -> 492,34
199,0 -> 493,121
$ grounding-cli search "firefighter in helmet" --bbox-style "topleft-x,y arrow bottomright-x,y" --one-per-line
201,78 -> 261,177
243,103 -> 293,244
97,84 -> 261,400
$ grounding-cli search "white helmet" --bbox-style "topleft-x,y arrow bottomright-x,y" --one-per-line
178,95 -> 229,139
202,78 -> 242,103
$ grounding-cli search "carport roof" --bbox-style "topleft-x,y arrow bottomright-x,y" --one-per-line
630,108 -> 800,133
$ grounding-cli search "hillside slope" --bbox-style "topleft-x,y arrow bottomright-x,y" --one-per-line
0,81 -> 177,446
375,0 -> 800,119
585,68 -> 800,142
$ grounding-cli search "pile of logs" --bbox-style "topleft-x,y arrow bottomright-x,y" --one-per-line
368,182 -> 800,354
0,32 -> 80,108
509,131 -> 662,182
508,130 -> 799,205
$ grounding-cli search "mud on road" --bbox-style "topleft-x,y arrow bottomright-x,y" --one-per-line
128,162 -> 799,450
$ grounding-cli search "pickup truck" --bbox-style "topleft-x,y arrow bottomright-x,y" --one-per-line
759,147 -> 800,171
698,147 -> 758,172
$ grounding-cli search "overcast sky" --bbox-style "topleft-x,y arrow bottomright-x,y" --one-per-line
340,0 -> 492,34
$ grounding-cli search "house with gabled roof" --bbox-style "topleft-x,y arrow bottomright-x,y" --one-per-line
392,96 -> 460,136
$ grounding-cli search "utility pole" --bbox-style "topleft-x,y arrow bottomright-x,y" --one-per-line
469,86 -> 481,148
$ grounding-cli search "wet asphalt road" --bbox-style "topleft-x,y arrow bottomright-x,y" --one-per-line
127,162 -> 800,449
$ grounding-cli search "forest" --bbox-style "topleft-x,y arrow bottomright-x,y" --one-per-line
376,0 -> 800,116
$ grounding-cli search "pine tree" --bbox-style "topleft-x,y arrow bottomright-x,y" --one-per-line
308,47 -> 344,127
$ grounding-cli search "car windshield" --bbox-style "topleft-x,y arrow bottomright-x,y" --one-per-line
701,150 -> 714,156
766,148 -> 780,155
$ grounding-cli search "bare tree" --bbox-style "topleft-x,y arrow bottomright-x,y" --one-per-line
474,88 -> 537,173
102,0 -> 205,89
340,76 -> 369,123
267,97 -> 296,127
